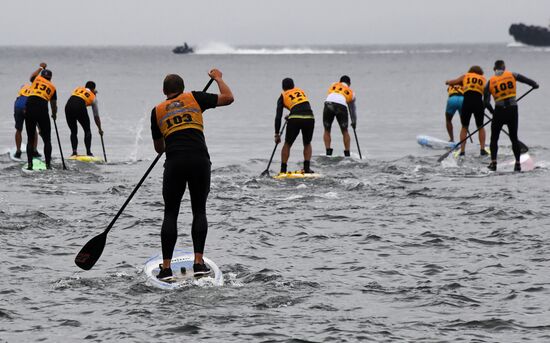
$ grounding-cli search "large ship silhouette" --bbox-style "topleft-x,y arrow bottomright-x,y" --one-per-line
509,23 -> 550,46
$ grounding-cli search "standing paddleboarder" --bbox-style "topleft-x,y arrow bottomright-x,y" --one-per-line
323,75 -> 357,157
65,81 -> 104,157
484,60 -> 539,172
446,66 -> 488,157
151,69 -> 234,280
274,77 -> 315,174
25,65 -> 57,170
13,64 -> 44,159
444,84 -> 464,142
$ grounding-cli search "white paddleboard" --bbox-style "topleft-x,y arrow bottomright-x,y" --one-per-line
9,147 -> 27,162
144,249 -> 223,289
417,135 -> 458,150
497,153 -> 535,172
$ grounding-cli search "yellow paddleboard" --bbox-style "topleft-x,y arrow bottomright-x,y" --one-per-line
273,170 -> 322,179
68,155 -> 103,163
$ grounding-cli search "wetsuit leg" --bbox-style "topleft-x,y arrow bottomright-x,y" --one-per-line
37,112 -> 52,166
76,110 -> 92,154
186,157 -> 211,254
24,111 -> 38,167
505,106 -> 521,161
334,105 -> 349,131
459,99 -> 473,129
323,103 -> 336,131
161,158 -> 188,260
490,108 -> 504,161
285,119 -> 300,146
301,119 -> 315,146
65,106 -> 79,152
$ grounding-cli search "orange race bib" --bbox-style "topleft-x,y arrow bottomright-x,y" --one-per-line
489,71 -> 517,102
28,75 -> 56,101
282,88 -> 309,110
72,87 -> 96,106
462,72 -> 486,95
155,93 -> 204,138
328,82 -> 354,103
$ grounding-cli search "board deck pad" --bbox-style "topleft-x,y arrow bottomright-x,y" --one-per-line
144,249 -> 223,289
273,170 -> 323,179
21,158 -> 47,173
68,155 -> 104,163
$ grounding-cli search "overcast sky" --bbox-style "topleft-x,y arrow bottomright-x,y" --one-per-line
1,0 -> 549,46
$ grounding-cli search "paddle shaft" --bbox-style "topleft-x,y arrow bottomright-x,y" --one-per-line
100,134 -> 108,163
262,120 -> 287,174
52,117 -> 67,170
438,87 -> 534,162
352,127 -> 362,159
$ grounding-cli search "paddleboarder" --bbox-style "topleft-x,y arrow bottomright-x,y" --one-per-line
274,78 -> 315,174
65,81 -> 104,156
151,69 -> 234,279
13,64 -> 44,159
323,75 -> 357,157
484,60 -> 539,171
444,84 -> 464,142
25,66 -> 57,170
446,66 -> 488,157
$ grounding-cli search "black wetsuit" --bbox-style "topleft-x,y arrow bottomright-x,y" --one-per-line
275,96 -> 314,146
150,91 -> 218,260
25,93 -> 56,167
65,96 -> 92,155
484,72 -> 538,162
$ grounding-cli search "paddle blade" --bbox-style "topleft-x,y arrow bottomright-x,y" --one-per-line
260,169 -> 270,177
519,141 -> 529,154
437,149 -> 453,163
74,231 -> 108,270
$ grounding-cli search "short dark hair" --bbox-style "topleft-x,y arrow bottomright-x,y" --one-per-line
282,78 -> 294,90
494,60 -> 506,70
340,75 -> 351,84
163,74 -> 185,94
41,69 -> 52,80
468,66 -> 484,75
85,81 -> 96,90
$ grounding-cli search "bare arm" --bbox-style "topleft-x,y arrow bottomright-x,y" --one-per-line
50,99 -> 57,119
30,62 -> 47,82
445,75 -> 464,87
91,99 -> 103,134
208,69 -> 234,106
153,138 -> 165,154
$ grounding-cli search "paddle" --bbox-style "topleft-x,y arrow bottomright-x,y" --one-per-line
482,113 -> 528,154
352,127 -> 363,159
100,133 -> 108,163
260,120 -> 287,177
74,78 -> 214,270
52,117 -> 67,170
437,87 -> 534,163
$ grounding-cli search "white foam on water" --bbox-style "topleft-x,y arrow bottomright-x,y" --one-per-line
194,42 -> 347,55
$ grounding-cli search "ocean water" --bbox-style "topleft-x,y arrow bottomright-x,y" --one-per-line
0,44 -> 549,342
